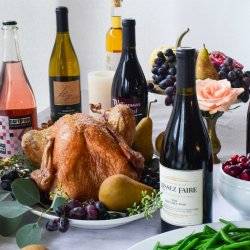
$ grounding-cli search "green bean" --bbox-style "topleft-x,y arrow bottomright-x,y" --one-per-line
182,238 -> 199,250
221,228 -> 235,244
203,225 -> 217,234
216,240 -> 250,249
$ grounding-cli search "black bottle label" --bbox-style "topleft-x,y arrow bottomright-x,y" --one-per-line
112,97 -> 144,121
49,76 -> 82,121
160,164 -> 203,226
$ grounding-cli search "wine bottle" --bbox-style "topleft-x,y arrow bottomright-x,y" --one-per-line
247,105 -> 250,154
0,21 -> 37,157
106,0 -> 122,71
160,48 -> 213,232
111,19 -> 148,124
49,6 -> 81,122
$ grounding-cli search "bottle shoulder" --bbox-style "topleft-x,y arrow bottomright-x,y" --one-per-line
49,35 -> 80,76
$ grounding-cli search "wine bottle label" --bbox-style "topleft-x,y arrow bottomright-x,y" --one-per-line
0,115 -> 32,157
106,52 -> 121,71
112,97 -> 143,119
49,77 -> 82,121
160,164 -> 203,226
53,80 -> 81,106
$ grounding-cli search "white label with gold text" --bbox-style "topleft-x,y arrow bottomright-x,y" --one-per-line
160,165 -> 203,226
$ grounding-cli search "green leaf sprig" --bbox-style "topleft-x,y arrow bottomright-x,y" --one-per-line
127,190 -> 162,219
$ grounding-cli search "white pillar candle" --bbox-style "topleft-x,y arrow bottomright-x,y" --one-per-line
88,71 -> 115,113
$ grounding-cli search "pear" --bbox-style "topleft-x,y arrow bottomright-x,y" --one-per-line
196,44 -> 219,80
99,174 -> 153,211
133,100 -> 157,163
155,131 -> 164,156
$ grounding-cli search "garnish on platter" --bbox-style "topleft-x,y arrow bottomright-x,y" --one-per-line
0,104 -> 161,248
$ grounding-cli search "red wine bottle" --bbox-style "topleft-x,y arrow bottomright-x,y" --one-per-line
160,48 -> 213,232
111,19 -> 148,124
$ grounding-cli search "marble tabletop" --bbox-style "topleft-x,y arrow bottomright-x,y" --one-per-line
0,92 -> 248,250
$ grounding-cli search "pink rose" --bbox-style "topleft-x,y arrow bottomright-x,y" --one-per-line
196,78 -> 244,114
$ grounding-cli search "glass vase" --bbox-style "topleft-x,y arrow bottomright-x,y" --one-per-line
205,115 -> 221,164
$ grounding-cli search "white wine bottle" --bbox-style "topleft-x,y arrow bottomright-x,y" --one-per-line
106,0 -> 122,71
49,6 -> 81,122
160,48 -> 213,232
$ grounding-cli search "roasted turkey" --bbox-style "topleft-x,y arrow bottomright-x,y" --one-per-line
22,105 -> 144,200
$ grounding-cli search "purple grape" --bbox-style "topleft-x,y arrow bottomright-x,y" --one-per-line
165,86 -> 175,96
95,201 -> 107,215
166,75 -> 176,84
240,169 -> 250,181
0,180 -> 11,191
164,48 -> 174,57
161,63 -> 169,71
165,95 -> 173,106
151,67 -> 158,75
224,57 -> 233,66
154,57 -> 164,66
218,70 -> 227,79
159,79 -> 168,89
86,205 -> 98,220
1,169 -> 19,181
46,219 -> 59,232
220,65 -> 229,73
166,55 -> 176,64
158,67 -> 168,76
157,51 -> 165,59
228,71 -> 237,81
147,82 -> 154,91
244,71 -> 250,78
69,207 -> 86,220
66,200 -> 82,210
59,217 -> 70,233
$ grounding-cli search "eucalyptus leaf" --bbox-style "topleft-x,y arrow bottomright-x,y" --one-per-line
16,223 -> 42,248
11,178 -> 40,206
0,190 -> 10,201
51,194 -> 67,212
0,201 -> 30,218
0,215 -> 23,236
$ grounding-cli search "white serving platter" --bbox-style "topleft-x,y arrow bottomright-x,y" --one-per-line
31,207 -> 145,230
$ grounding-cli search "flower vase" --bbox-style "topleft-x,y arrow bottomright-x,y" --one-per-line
205,116 -> 221,164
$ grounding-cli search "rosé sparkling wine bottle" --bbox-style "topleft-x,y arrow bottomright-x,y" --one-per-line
0,21 -> 37,158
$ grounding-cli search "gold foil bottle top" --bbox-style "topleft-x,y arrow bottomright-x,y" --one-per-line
112,0 -> 121,7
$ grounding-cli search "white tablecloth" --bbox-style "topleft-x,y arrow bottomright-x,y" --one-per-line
0,92 -> 248,250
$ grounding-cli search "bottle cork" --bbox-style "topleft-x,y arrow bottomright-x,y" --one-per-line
112,0 -> 121,7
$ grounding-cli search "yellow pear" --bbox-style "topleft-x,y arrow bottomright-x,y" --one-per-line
196,44 -> 219,80
21,245 -> 48,250
99,174 -> 153,211
133,100 -> 157,163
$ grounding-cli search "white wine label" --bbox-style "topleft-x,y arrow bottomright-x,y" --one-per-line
53,80 -> 81,106
0,115 -> 32,157
160,164 -> 203,226
106,52 -> 121,71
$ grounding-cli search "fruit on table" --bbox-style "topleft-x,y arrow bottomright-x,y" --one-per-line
21,245 -> 48,250
222,154 -> 250,181
133,100 -> 157,163
155,131 -> 164,155
149,28 -> 190,66
98,174 -> 153,211
196,44 -> 219,80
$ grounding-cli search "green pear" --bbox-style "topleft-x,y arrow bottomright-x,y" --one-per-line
196,44 -> 219,80
133,100 -> 157,163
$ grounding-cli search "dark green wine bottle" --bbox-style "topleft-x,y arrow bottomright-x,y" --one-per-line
160,48 -> 213,232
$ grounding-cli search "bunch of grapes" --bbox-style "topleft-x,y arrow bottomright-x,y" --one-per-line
218,57 -> 250,102
141,158 -> 159,189
148,49 -> 177,106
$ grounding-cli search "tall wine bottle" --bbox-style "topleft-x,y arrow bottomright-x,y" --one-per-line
0,21 -> 37,157
49,6 -> 81,122
106,0 -> 122,71
160,48 -> 213,232
111,19 -> 148,124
